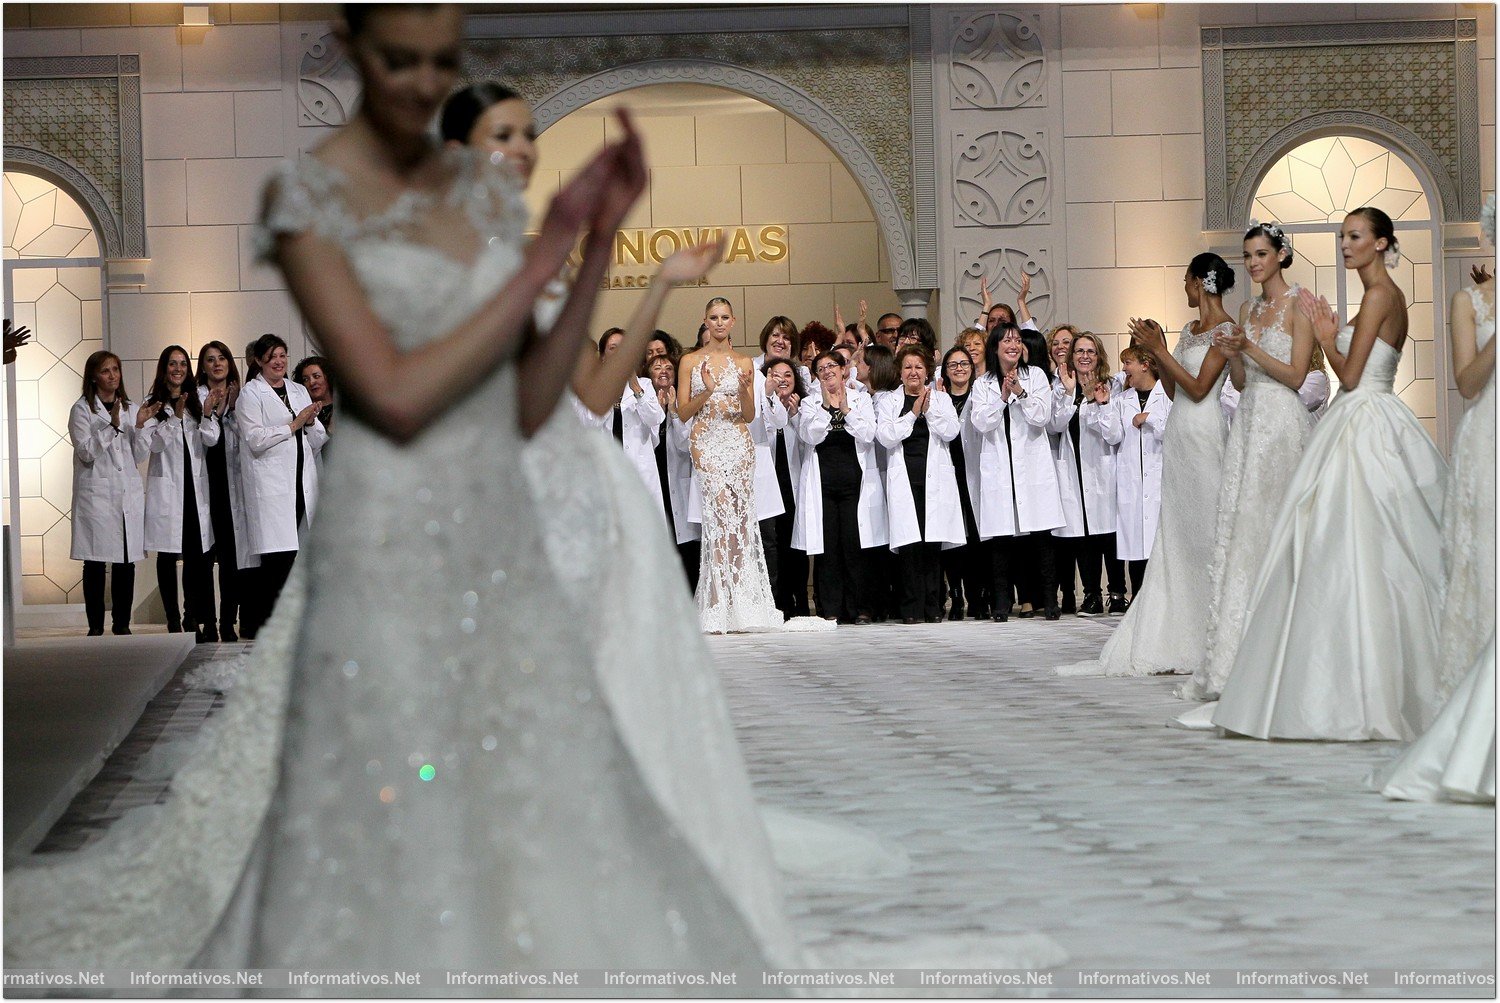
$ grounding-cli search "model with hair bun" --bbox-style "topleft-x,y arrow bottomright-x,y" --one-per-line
1207,207 -> 1448,741
1174,223 -> 1316,709
1062,252 -> 1234,677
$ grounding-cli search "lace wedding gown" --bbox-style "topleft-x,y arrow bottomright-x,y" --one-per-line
4,149 -> 782,975
1059,323 -> 1227,677
690,356 -> 782,634
1210,327 -> 1447,740
1176,292 -> 1313,706
1436,284 -> 1496,701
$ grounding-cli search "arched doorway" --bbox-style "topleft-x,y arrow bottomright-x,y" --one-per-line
1247,133 -> 1447,446
4,170 -> 108,616
530,83 -> 903,348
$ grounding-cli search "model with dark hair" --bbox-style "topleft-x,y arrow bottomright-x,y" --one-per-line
1211,207 -> 1448,741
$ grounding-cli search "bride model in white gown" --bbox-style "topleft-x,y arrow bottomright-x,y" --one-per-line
1369,200 -> 1496,799
679,298 -> 783,634
1058,254 -> 1231,678
1211,208 -> 1447,741
1174,224 -> 1316,712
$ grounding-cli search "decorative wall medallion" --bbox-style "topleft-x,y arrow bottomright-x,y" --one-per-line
298,29 -> 360,127
953,129 -> 1049,226
955,246 -> 1052,331
2,55 -> 144,258
948,10 -> 1045,110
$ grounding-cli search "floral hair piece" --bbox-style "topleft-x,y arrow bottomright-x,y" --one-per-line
1201,269 -> 1219,295
1246,218 -> 1293,261
1482,194 -> 1496,249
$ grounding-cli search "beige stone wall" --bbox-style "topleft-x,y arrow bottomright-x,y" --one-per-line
524,97 -> 903,354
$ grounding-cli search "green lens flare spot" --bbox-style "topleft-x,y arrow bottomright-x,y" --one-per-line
418,764 -> 436,782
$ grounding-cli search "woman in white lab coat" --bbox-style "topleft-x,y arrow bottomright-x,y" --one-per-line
644,353 -> 702,589
1048,333 -> 1126,616
748,360 -> 790,603
69,350 -> 151,635
877,345 -> 965,623
1098,345 -> 1172,597
196,340 -> 259,642
236,333 -> 326,639
967,322 -> 1066,621
617,366 -> 669,513
142,345 -> 219,638
795,350 -> 886,623
762,356 -> 809,617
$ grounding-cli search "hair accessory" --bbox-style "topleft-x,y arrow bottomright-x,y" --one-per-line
1202,270 -> 1219,295
1383,246 -> 1401,269
1247,218 -> 1293,260
1481,194 -> 1496,249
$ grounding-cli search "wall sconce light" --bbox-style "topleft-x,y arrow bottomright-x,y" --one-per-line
180,4 -> 213,27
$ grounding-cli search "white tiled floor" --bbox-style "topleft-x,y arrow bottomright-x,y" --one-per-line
708,618 -> 1495,975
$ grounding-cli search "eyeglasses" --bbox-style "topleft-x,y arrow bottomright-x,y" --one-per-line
947,360 -> 972,369
878,326 -> 901,335
815,365 -> 841,376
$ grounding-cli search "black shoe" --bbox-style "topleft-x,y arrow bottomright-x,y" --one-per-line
87,627 -> 104,636
1044,604 -> 1062,621
1018,607 -> 1035,619
925,615 -> 942,624
220,624 -> 239,643
112,625 -> 131,635
1060,594 -> 1077,616
1079,593 -> 1103,617
855,614 -> 873,625
902,617 -> 919,625
198,624 -> 219,643
947,602 -> 963,621
991,610 -> 1008,623
1108,594 -> 1129,616
971,604 -> 990,620
166,620 -> 182,634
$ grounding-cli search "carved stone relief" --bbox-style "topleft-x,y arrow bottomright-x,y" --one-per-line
948,10 -> 1045,110
2,55 -> 144,258
1202,20 -> 1480,227
953,129 -> 1050,227
297,28 -> 360,127
955,244 -> 1053,332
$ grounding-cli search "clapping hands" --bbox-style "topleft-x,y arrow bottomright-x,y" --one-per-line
1297,287 -> 1340,345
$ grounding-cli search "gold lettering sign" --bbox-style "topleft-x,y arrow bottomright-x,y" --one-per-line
567,225 -> 788,270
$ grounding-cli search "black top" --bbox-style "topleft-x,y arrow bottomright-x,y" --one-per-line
816,404 -> 860,487
899,393 -> 929,486
271,383 -> 306,527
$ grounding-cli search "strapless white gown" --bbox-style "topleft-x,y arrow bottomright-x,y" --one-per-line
1210,327 -> 1448,741
1059,323 -> 1227,677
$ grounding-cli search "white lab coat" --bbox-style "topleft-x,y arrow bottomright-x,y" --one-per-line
573,394 -> 611,434
747,370 -> 788,521
661,414 -> 702,545
237,375 -> 326,556
142,403 -> 219,554
198,387 -> 261,570
876,389 -> 966,550
618,382 -> 668,517
792,390 -> 886,554
966,367 -> 1065,539
68,396 -> 150,564
1047,375 -> 1124,538
1099,381 -> 1172,561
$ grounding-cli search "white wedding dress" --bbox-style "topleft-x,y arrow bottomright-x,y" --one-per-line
1210,327 -> 1447,741
689,357 -> 782,634
5,149 -> 786,974
1058,322 -> 1227,678
1435,283 -> 1496,701
1176,292 -> 1313,706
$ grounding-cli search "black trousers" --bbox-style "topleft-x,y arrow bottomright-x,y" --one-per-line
1128,559 -> 1149,596
759,517 -> 779,605
242,550 -> 296,639
157,500 -> 213,632
816,479 -> 867,621
207,492 -> 241,632
941,542 -> 988,614
1069,532 -> 1126,598
678,540 -> 701,594
988,530 -> 1057,614
83,560 -> 135,632
771,509 -> 808,617
898,542 -> 943,620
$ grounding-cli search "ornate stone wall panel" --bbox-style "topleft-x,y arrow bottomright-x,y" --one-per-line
1202,19 -> 1480,226
948,9 -> 1045,110
2,55 -> 142,258
952,128 -> 1050,227
464,29 -> 912,224
909,4 -> 939,288
954,242 -> 1054,333
297,28 -> 359,127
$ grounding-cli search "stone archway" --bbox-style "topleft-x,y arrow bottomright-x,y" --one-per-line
532,59 -> 917,290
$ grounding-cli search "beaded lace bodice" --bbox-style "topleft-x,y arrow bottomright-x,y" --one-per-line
691,355 -> 745,422
1242,289 -> 1299,387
